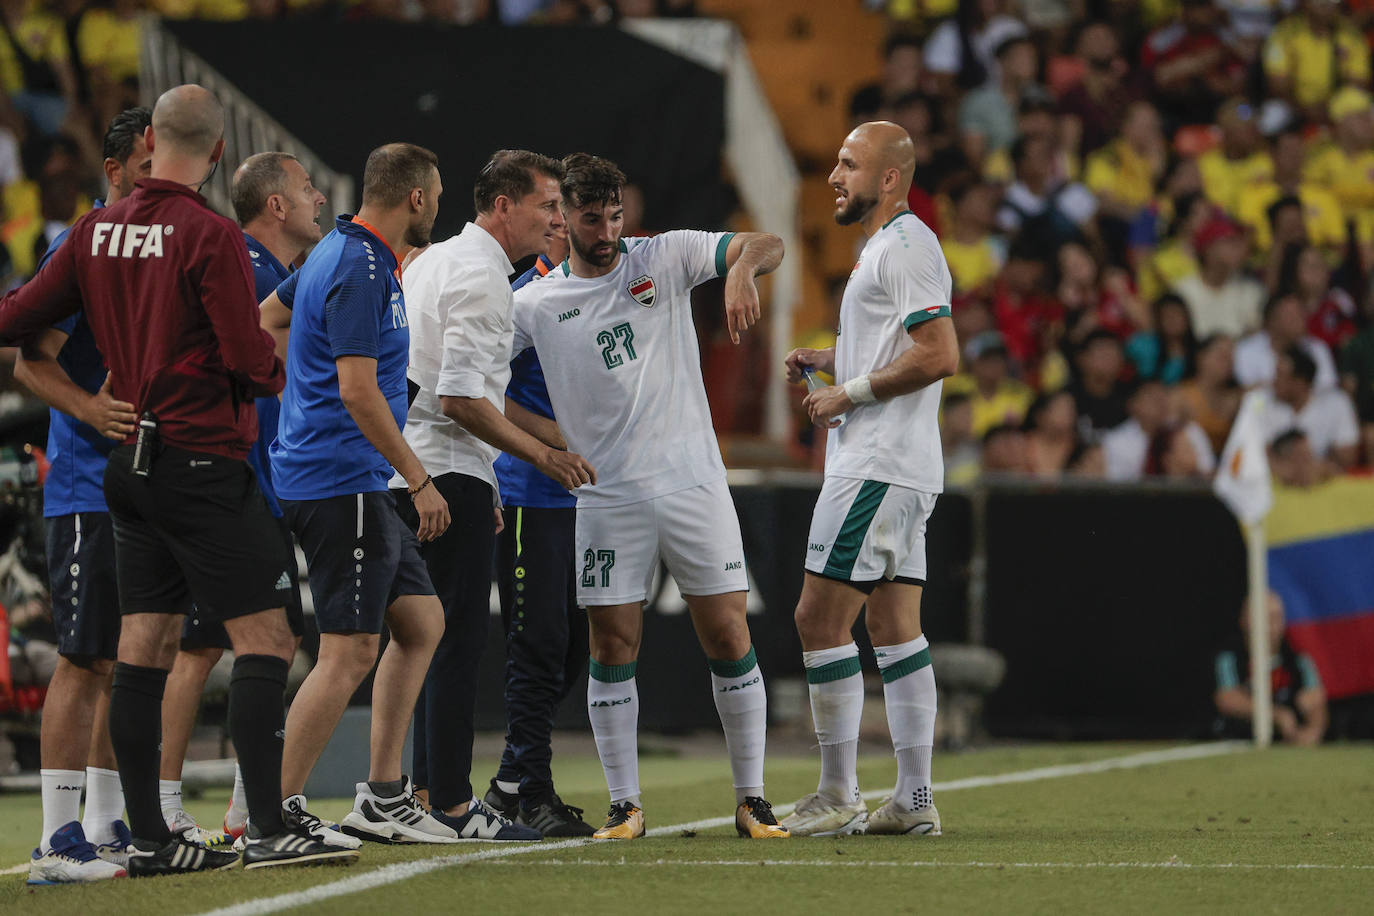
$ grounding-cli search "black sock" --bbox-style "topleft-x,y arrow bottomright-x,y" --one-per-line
228,654 -> 289,836
109,662 -> 172,845
368,778 -> 406,799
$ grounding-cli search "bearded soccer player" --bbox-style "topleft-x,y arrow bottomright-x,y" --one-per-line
781,121 -> 959,837
511,153 -> 788,840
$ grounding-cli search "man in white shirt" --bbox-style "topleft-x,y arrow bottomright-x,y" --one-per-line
511,153 -> 788,841
1234,293 -> 1337,390
1101,378 -> 1216,480
1172,215 -> 1264,338
394,150 -> 595,840
1264,345 -> 1359,468
782,122 -> 959,839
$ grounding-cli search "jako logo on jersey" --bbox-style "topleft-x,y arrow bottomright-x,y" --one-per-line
590,697 -> 633,708
390,291 -> 406,329
718,675 -> 760,693
724,560 -> 742,571
628,274 -> 656,307
91,222 -> 171,259
558,308 -> 581,322
809,542 -> 827,552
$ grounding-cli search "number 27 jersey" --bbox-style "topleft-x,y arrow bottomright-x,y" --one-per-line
511,230 -> 735,508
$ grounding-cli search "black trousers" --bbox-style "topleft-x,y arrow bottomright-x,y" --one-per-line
392,472 -> 494,810
493,506 -> 586,799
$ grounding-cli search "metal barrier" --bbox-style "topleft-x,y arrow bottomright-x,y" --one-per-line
139,16 -> 354,221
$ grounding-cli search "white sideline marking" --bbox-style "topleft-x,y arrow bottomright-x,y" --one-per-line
480,858 -> 1374,872
190,741 -> 1247,916
0,863 -> 27,876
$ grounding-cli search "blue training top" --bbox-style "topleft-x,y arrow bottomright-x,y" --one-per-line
39,201 -> 111,518
270,216 -> 408,501
243,232 -> 292,517
495,254 -> 576,510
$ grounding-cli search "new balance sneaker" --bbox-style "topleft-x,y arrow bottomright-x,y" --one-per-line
127,832 -> 239,876
481,779 -> 520,820
27,822 -> 126,885
340,778 -> 461,844
779,793 -> 869,837
518,794 -> 596,838
164,808 -> 232,848
592,802 -> 645,840
93,820 -> 134,869
428,797 -> 542,841
241,825 -> 360,870
283,795 -> 362,849
735,796 -> 789,838
866,798 -> 941,836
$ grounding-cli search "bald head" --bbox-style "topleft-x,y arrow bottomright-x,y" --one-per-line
848,121 -> 916,186
829,121 -> 915,229
151,85 -> 224,156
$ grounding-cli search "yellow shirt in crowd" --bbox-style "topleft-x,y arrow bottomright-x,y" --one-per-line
1305,143 -> 1374,222
1138,241 -> 1197,306
1234,181 -> 1348,252
77,9 -> 141,84
943,374 -> 1035,439
0,9 -> 68,95
941,236 -> 1003,294
1264,16 -> 1371,109
1084,139 -> 1157,213
1198,148 -> 1274,216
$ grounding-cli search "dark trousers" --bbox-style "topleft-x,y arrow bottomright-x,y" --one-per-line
392,472 -> 494,810
493,506 -> 586,799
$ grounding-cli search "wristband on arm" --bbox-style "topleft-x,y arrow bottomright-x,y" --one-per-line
843,374 -> 876,404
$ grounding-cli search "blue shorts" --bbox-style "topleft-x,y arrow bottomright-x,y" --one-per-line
45,511 -> 120,662
281,491 -> 434,635
180,516 -> 306,651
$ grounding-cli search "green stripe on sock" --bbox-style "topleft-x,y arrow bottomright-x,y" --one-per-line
589,659 -> 637,683
806,655 -> 862,684
708,646 -> 757,678
880,647 -> 932,683
822,480 -> 889,580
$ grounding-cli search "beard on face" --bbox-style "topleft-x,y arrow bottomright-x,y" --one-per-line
405,210 -> 436,248
835,191 -> 878,226
570,231 -> 618,267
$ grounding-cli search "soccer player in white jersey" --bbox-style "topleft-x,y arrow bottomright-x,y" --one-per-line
511,153 -> 788,840
780,122 -> 959,837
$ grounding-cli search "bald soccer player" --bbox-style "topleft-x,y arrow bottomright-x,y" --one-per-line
0,85 -> 356,874
781,122 -> 959,838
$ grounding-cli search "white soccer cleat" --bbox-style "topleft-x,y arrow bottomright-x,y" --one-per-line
866,798 -> 941,836
93,820 -> 134,869
339,778 -> 463,844
778,793 -> 869,837
165,808 -> 232,848
27,822 -> 126,885
283,795 -> 363,849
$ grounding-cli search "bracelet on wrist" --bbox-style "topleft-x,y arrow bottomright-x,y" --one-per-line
408,475 -> 433,499
843,374 -> 877,405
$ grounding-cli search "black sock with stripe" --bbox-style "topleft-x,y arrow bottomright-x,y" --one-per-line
109,662 -> 173,844
229,654 -> 289,837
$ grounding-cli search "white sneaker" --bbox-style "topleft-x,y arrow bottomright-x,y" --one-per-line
779,793 -> 869,837
164,808 -> 232,848
340,777 -> 462,844
27,822 -> 126,885
866,798 -> 941,836
283,795 -> 364,849
92,820 -> 133,869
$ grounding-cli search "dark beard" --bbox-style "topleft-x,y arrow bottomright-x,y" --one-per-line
571,234 -> 617,268
404,220 -> 433,248
835,192 -> 877,226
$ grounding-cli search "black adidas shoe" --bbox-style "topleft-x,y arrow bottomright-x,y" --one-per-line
481,779 -> 520,820
127,832 -> 239,877
241,825 -> 360,870
518,794 -> 596,838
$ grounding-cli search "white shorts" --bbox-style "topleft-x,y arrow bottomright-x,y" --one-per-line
804,476 -> 937,588
575,478 -> 748,606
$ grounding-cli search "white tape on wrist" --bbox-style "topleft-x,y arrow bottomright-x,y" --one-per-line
843,374 -> 876,404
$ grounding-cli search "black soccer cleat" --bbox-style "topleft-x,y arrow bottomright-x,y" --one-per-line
127,832 -> 240,877
518,794 -> 596,838
241,825 -> 360,870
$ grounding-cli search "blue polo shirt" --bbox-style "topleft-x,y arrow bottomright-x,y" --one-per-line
270,216 -> 408,500
495,254 -> 575,509
39,200 -> 112,518
243,232 -> 292,517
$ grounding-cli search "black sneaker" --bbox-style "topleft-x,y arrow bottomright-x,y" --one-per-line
127,832 -> 239,877
518,794 -> 596,838
482,779 -> 520,820
241,824 -> 360,870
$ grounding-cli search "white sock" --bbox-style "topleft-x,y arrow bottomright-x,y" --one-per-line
81,767 -> 124,846
803,642 -> 863,804
159,778 -> 183,819
709,646 -> 767,804
39,769 -> 85,852
875,635 -> 936,812
588,659 -> 640,807
226,763 -> 248,829
495,779 -> 520,795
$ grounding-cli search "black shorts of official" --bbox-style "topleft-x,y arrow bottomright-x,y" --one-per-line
180,516 -> 306,651
103,445 -> 296,624
45,511 -> 120,662
280,491 -> 434,636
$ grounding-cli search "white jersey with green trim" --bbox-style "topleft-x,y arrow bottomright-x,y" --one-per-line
826,210 -> 951,494
512,230 -> 735,508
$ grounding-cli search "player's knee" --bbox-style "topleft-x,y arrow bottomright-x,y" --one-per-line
388,595 -> 444,650
588,629 -> 637,666
795,600 -> 848,648
320,633 -> 381,681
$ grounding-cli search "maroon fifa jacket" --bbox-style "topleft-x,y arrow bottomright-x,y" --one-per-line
0,178 -> 284,459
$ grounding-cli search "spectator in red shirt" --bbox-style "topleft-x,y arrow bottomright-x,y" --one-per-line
1141,0 -> 1247,127
1057,22 -> 1137,159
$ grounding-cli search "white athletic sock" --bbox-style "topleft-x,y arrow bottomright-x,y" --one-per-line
81,766 -> 124,846
225,763 -> 248,829
874,635 -> 936,812
39,769 -> 85,852
495,779 -> 520,796
587,659 -> 641,807
803,642 -> 863,804
709,646 -> 767,804
159,778 -> 183,820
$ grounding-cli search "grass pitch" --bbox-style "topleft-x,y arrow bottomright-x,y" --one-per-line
2,742 -> 1371,915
